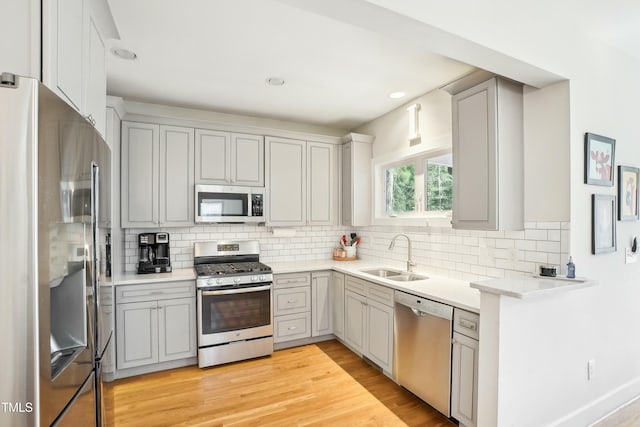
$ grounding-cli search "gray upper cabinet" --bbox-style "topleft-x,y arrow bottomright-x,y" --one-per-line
265,137 -> 306,226
233,133 -> 264,186
341,134 -> 373,227
195,130 -> 264,187
121,121 -> 194,228
307,142 -> 337,225
266,137 -> 339,226
159,125 -> 195,226
43,0 -> 108,137
451,77 -> 523,231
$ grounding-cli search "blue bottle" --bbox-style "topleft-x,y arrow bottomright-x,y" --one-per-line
566,256 -> 576,279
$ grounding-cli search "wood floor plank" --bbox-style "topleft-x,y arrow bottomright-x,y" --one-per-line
107,340 -> 455,426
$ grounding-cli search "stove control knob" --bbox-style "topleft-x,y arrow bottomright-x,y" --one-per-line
259,275 -> 265,281
207,279 -> 215,286
216,279 -> 223,285
251,276 -> 258,282
234,278 -> 241,284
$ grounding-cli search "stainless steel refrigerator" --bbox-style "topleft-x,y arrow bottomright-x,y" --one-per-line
0,73 -> 113,426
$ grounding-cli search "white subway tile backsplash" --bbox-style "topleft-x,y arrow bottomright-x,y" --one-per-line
547,230 -> 561,242
525,229 -> 548,241
123,222 -> 570,280
537,241 -> 561,253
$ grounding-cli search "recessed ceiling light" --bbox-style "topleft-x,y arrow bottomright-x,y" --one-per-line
111,47 -> 137,60
266,77 -> 285,86
389,91 -> 406,99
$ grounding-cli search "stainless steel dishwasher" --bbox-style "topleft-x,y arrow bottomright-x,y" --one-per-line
394,290 -> 453,417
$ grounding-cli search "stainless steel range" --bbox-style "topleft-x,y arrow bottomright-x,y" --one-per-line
194,240 -> 273,368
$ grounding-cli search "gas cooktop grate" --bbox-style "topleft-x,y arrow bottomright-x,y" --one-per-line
195,261 -> 272,277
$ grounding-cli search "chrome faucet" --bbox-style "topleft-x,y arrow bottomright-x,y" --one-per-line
388,234 -> 416,272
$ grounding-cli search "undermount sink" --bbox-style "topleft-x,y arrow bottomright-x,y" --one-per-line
387,273 -> 429,282
361,268 -> 403,278
361,268 -> 428,282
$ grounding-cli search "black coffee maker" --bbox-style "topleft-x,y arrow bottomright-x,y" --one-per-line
137,232 -> 172,273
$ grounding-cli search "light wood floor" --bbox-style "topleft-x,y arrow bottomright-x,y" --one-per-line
107,340 -> 454,426
594,397 -> 640,427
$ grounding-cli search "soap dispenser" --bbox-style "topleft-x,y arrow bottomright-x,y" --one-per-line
566,256 -> 576,279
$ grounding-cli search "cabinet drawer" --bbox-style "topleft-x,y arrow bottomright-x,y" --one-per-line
345,275 -> 367,296
274,287 -> 311,316
366,282 -> 394,307
454,309 -> 480,340
273,272 -> 311,289
274,312 -> 311,343
116,280 -> 195,304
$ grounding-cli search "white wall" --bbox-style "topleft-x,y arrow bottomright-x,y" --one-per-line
523,81 -> 571,222
355,89 -> 452,157
350,1 -> 640,425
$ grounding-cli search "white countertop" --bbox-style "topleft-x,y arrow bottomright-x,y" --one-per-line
114,259 -> 481,313
116,269 -> 196,285
470,275 -> 597,299
269,259 -> 481,313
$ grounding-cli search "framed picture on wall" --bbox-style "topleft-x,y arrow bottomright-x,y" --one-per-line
618,165 -> 639,221
585,132 -> 616,186
592,194 -> 617,254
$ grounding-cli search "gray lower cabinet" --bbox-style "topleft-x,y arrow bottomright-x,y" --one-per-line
451,309 -> 480,427
311,271 -> 333,336
331,272 -> 345,340
115,281 -> 196,370
273,272 -> 311,343
344,275 -> 394,374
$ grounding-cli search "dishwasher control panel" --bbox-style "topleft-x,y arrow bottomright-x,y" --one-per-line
394,290 -> 453,320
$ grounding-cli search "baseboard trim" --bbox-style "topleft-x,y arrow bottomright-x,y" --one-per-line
114,357 -> 197,380
548,376 -> 640,426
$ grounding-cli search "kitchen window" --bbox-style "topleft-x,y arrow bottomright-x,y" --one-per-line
374,147 -> 452,226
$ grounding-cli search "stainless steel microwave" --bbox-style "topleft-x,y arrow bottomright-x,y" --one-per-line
195,184 -> 265,223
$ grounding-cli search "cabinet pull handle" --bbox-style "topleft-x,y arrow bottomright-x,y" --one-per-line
288,326 -> 297,330
459,319 -> 477,330
287,300 -> 296,304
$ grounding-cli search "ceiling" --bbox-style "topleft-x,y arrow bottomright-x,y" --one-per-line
105,0 -> 473,131
106,1 -> 640,131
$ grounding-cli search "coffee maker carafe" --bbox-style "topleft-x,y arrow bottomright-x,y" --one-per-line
137,232 -> 172,274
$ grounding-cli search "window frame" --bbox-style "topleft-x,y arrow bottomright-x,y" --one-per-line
373,143 -> 453,227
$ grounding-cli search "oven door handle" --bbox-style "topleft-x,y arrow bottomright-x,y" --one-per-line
201,285 -> 271,296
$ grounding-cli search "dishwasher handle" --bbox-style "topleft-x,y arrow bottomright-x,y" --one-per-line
395,290 -> 453,320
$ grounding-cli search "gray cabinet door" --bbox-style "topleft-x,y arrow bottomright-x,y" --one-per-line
344,289 -> 366,354
157,297 -> 196,362
308,142 -> 336,225
365,299 -> 393,373
341,142 -> 352,226
116,301 -> 158,369
452,79 -> 497,229
232,133 -> 264,186
195,129 -> 230,184
52,0 -> 84,111
159,125 -> 195,226
331,272 -> 345,340
266,137 -> 306,226
121,121 -> 159,227
451,332 -> 479,427
311,271 -> 333,336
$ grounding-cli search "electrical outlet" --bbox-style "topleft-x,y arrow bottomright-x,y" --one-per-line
626,248 -> 638,264
587,359 -> 596,380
